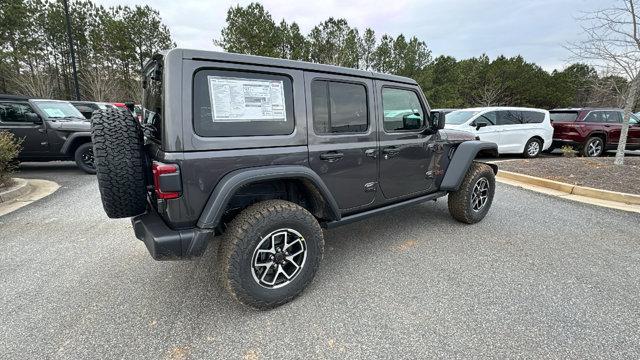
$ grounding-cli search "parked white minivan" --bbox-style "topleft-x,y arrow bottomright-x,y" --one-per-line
444,107 -> 553,157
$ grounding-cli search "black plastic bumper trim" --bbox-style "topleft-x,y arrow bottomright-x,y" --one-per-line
132,210 -> 213,260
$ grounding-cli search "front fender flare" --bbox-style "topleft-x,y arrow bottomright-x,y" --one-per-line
440,141 -> 498,191
60,132 -> 91,155
196,165 -> 341,229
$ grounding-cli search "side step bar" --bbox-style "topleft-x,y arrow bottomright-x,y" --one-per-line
323,191 -> 448,229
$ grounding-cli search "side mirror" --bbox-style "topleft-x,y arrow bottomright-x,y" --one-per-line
402,114 -> 422,130
26,112 -> 42,124
475,122 -> 488,131
430,112 -> 446,130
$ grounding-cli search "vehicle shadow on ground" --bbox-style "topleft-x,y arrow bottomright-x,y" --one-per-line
17,161 -> 88,177
157,200 -> 457,312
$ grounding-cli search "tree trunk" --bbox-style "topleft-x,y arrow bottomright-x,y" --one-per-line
614,74 -> 639,165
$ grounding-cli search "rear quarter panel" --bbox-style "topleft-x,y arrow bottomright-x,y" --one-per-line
155,146 -> 309,229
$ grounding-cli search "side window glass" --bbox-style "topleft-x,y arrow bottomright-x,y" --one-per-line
329,82 -> 368,133
584,112 -> 605,123
475,111 -> 496,126
0,103 -> 32,123
311,80 -> 368,134
496,110 -> 523,125
606,111 -> 622,123
630,114 -> 639,124
382,88 -> 424,132
523,111 -> 545,124
311,81 -> 330,133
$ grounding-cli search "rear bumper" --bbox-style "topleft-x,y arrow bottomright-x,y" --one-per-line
552,139 -> 581,148
132,209 -> 213,260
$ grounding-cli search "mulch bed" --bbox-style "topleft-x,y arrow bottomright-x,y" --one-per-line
497,156 -> 640,195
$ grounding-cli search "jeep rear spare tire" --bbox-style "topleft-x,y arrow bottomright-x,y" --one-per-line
91,109 -> 148,218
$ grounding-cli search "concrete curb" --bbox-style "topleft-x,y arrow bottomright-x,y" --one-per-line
0,178 -> 31,203
497,171 -> 640,205
0,178 -> 60,217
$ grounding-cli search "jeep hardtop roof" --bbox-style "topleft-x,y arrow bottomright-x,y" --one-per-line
0,94 -> 30,101
157,48 -> 418,86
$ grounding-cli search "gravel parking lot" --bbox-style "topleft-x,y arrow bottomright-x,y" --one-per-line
2,162 -> 640,359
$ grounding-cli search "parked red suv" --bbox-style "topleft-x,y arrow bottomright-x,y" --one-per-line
550,108 -> 640,157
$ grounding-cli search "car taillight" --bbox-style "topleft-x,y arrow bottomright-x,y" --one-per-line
151,161 -> 181,199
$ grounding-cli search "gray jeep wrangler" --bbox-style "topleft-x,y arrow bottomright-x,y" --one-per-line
91,49 -> 498,309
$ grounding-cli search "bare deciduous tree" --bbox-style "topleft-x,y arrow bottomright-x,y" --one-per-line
472,81 -> 510,107
587,69 -> 629,107
568,0 -> 640,165
80,66 -> 118,102
10,72 -> 55,99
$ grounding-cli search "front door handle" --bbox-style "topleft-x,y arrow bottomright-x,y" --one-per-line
37,128 -> 46,133
319,151 -> 344,162
382,146 -> 400,159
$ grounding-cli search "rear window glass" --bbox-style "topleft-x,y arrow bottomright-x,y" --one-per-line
193,69 -> 294,137
550,111 -> 578,122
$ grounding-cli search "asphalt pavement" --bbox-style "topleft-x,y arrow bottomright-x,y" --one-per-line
1,161 -> 640,359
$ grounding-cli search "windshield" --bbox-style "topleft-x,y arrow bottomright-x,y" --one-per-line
32,101 -> 84,119
446,110 -> 479,125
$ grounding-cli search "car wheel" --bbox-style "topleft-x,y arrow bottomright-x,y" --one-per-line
523,138 -> 542,158
581,137 -> 604,157
219,200 -> 324,309
74,142 -> 96,174
448,162 -> 495,224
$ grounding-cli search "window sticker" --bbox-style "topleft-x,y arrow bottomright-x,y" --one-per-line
208,76 -> 286,122
42,108 -> 66,118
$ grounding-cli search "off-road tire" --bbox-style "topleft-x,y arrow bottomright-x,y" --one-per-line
581,136 -> 604,157
448,162 -> 495,224
523,138 -> 542,158
219,200 -> 324,309
74,142 -> 96,174
91,109 -> 147,218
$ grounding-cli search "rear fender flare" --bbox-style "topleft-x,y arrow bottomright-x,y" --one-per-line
196,165 -> 341,229
440,141 -> 498,191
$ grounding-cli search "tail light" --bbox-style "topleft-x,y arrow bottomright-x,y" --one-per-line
151,161 -> 181,199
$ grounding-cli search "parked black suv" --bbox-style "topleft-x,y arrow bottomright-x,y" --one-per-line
0,95 -> 96,173
90,49 -> 499,309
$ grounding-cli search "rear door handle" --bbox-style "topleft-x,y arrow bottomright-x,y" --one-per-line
364,148 -> 377,158
319,151 -> 344,162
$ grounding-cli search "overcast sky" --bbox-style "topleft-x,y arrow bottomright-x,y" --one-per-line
95,0 -> 613,72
